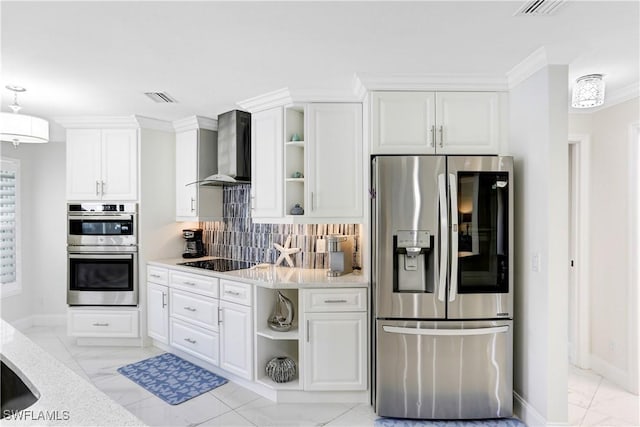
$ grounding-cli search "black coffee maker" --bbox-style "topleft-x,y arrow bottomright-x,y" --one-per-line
182,229 -> 205,258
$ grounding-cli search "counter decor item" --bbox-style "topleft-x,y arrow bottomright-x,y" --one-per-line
273,236 -> 301,267
268,290 -> 294,331
265,356 -> 296,383
290,203 -> 304,215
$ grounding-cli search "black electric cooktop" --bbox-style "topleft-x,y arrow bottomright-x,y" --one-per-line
178,258 -> 255,272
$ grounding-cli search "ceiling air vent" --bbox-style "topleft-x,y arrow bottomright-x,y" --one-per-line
144,91 -> 177,103
514,0 -> 566,15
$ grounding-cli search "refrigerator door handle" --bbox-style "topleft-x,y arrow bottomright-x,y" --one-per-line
437,173 -> 448,302
382,325 -> 509,336
449,173 -> 459,302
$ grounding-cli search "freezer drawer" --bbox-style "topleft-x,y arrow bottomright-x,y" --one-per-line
375,319 -> 512,420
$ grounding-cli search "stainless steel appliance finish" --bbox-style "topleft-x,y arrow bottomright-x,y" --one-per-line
216,109 -> 251,182
376,320 -> 513,420
327,235 -> 354,277
372,155 -> 514,420
67,203 -> 137,246
66,203 -> 138,306
67,246 -> 138,306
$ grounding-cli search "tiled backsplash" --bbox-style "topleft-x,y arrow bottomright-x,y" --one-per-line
199,185 -> 361,269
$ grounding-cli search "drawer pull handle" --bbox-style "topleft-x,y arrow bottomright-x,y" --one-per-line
183,306 -> 196,312
184,338 -> 197,344
150,274 -> 161,278
225,290 -> 241,296
184,281 -> 197,286
92,322 -> 109,327
324,299 -> 348,304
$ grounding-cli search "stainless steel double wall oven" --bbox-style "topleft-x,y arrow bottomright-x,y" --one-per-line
67,203 -> 138,306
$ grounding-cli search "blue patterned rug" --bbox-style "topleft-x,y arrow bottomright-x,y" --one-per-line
117,353 -> 228,405
375,418 -> 525,427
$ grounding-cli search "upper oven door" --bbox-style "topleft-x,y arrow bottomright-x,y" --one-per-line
67,213 -> 136,246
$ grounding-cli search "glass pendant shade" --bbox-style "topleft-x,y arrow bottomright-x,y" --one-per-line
571,74 -> 605,108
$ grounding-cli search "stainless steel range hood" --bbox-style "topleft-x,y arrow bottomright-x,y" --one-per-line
196,110 -> 251,186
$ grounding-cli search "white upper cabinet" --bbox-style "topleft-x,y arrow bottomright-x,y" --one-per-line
306,103 -> 363,219
66,128 -> 138,200
371,92 -> 436,154
175,127 -> 222,221
371,91 -> 504,155
251,107 -> 284,220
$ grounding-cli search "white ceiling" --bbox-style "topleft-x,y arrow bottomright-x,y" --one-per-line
1,1 -> 638,129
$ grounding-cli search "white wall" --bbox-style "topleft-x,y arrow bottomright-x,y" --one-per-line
569,97 -> 640,392
509,64 -> 569,425
0,139 -> 67,326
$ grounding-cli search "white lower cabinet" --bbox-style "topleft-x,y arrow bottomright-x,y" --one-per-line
147,283 -> 169,344
220,299 -> 253,380
303,312 -> 367,391
68,308 -> 139,338
170,318 -> 219,366
302,288 -> 367,391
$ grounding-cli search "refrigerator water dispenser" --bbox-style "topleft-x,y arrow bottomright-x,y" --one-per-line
393,230 -> 433,292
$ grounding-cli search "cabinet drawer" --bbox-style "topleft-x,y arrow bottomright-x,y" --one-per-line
147,266 -> 169,285
68,309 -> 139,338
170,270 -> 219,297
220,279 -> 252,306
170,288 -> 219,331
303,288 -> 367,312
170,318 -> 219,366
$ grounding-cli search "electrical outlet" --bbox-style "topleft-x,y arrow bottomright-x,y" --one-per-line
316,239 -> 326,253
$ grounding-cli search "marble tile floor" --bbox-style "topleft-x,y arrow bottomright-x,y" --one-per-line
568,365 -> 639,426
18,325 -> 640,426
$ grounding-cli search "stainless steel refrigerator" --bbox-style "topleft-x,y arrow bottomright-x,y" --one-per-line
372,155 -> 513,420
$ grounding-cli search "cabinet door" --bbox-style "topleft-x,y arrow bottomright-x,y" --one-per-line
220,300 -> 253,380
175,129 -> 199,219
251,108 -> 283,220
303,312 -> 367,391
371,92 -> 436,154
101,129 -> 138,200
306,103 -> 363,219
147,283 -> 169,344
435,92 -> 500,155
66,129 -> 102,200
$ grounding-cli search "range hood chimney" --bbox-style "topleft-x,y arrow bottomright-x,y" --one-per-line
198,110 -> 251,185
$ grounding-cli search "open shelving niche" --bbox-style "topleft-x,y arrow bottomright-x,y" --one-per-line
284,105 -> 305,218
254,287 -> 301,390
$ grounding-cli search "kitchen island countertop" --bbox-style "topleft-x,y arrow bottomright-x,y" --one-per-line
148,257 -> 369,289
0,319 -> 144,426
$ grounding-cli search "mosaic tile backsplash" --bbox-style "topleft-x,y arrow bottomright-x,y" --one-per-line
199,185 -> 361,269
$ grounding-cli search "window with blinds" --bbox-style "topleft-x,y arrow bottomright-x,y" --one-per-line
1,158 -> 20,297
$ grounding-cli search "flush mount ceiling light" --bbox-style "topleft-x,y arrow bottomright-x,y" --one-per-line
571,74 -> 606,109
0,85 -> 49,147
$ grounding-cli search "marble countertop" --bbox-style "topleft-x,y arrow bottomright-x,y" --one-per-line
148,257 -> 369,289
0,320 -> 144,426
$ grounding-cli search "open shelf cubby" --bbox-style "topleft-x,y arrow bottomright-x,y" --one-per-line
284,105 -> 306,216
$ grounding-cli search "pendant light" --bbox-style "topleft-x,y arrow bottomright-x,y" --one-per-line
571,74 -> 605,109
0,85 -> 49,147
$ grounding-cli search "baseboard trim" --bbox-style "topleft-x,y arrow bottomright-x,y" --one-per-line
590,354 -> 633,392
513,391 -> 547,426
32,314 -> 66,327
8,316 -> 34,331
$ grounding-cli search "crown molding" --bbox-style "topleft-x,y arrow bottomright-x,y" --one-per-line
134,115 -> 175,132
236,88 -> 293,113
287,88 -> 362,103
506,47 -> 549,90
55,116 -> 141,129
353,72 -> 509,92
54,115 -> 174,131
172,115 -> 218,133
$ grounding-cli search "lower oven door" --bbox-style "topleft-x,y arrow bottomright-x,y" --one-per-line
67,249 -> 138,306
375,319 -> 513,420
